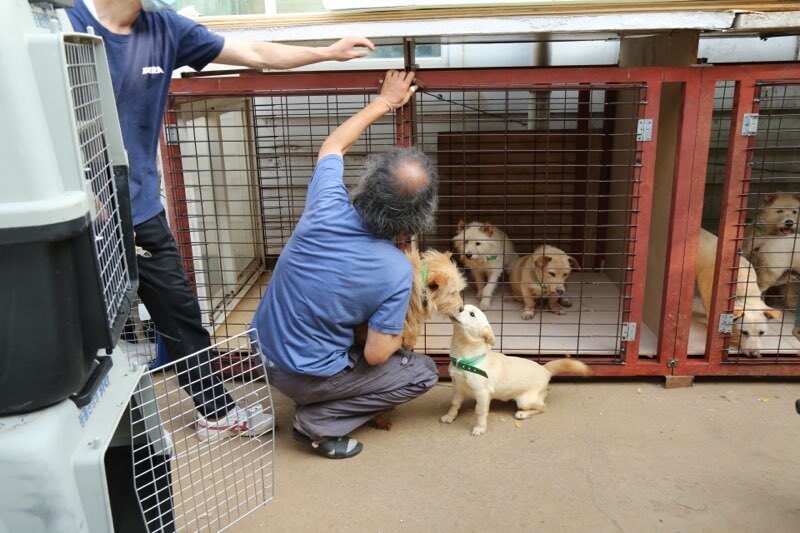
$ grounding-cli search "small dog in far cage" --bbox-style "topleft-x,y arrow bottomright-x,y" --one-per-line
441,305 -> 591,436
451,220 -> 518,310
741,192 -> 800,258
509,244 -> 580,320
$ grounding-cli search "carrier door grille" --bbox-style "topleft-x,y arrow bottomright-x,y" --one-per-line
65,40 -> 131,330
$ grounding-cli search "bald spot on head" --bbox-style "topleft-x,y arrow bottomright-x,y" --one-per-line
392,158 -> 429,197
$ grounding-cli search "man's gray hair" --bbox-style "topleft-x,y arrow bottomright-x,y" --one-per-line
350,146 -> 438,239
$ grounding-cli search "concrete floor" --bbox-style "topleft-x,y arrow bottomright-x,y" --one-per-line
231,378 -> 800,533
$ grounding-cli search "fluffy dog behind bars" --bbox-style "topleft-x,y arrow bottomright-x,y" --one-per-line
451,220 -> 518,310
695,227 -> 781,358
510,244 -> 580,320
354,244 -> 466,351
742,193 -> 800,259
441,305 -> 591,436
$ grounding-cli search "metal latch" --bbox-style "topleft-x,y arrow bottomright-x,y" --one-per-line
636,119 -> 653,142
741,114 -> 759,136
621,322 -> 637,342
718,313 -> 734,334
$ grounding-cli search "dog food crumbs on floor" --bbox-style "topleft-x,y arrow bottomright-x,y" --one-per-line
636,387 -> 643,394
513,420 -> 522,428
758,397 -> 771,402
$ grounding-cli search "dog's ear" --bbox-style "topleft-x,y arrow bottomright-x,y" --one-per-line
457,219 -> 466,232
444,250 -> 453,260
481,222 -> 494,237
568,256 -> 581,270
482,324 -> 496,346
534,255 -> 552,269
732,309 -> 744,321
794,193 -> 800,204
428,271 -> 441,292
763,309 -> 782,321
761,194 -> 778,207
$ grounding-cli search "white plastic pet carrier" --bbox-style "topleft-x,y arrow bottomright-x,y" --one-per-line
0,2 -> 274,531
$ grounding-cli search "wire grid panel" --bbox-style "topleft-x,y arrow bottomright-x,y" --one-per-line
65,38 -> 131,330
166,91 -> 397,343
130,330 -> 274,532
733,81 -> 800,359
416,83 -> 648,358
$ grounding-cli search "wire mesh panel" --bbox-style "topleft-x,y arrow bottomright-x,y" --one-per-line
415,82 -> 648,359
165,90 -> 399,343
65,39 -> 132,332
735,82 -> 800,360
130,330 -> 274,533
164,72 -> 652,364
695,78 -> 800,363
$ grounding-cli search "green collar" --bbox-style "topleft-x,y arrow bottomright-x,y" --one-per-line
485,255 -> 498,261
450,353 -> 488,378
753,223 -> 768,235
420,262 -> 429,307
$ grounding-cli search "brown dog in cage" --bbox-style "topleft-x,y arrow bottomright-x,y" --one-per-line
441,304 -> 591,436
696,227 -> 782,358
509,244 -> 580,320
354,244 -> 466,352
451,220 -> 518,311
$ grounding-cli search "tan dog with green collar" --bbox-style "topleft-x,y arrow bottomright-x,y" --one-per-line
441,305 -> 591,436
510,244 -> 580,320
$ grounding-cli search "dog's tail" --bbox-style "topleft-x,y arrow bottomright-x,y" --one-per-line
543,359 -> 592,377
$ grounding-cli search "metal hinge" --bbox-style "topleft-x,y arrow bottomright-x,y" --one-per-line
621,322 -> 637,342
741,114 -> 759,136
718,313 -> 734,334
636,119 -> 653,142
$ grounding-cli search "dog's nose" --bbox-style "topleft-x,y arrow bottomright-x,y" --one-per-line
788,221 -> 795,227
556,289 -> 564,295
465,253 -> 473,259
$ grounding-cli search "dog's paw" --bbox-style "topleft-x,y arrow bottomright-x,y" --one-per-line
553,308 -> 567,316
521,308 -> 535,320
471,425 -> 486,436
440,413 -> 456,424
479,298 -> 492,311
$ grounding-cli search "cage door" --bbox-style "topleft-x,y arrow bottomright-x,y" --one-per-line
177,98 -> 263,325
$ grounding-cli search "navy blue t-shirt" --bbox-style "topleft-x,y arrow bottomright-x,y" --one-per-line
251,155 -> 412,377
67,1 -> 224,225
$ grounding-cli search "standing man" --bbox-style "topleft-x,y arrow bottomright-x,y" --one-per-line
66,0 -> 375,440
251,70 -> 440,459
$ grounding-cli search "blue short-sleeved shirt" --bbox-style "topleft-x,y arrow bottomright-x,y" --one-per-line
66,1 -> 224,225
251,155 -> 412,377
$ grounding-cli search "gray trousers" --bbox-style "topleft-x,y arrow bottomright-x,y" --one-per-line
266,347 -> 438,440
